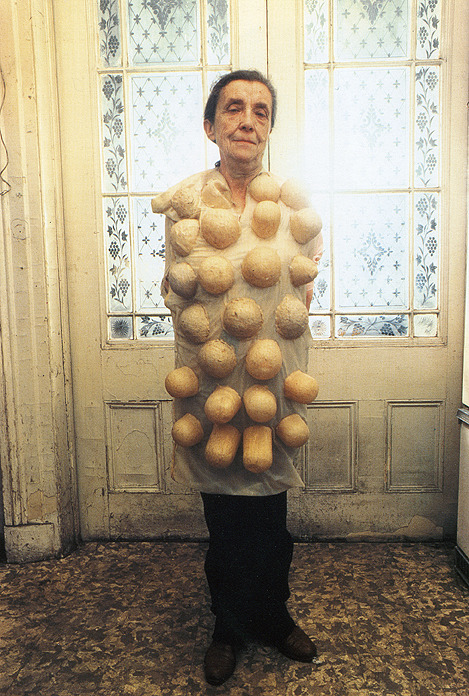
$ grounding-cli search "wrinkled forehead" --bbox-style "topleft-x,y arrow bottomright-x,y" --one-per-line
218,80 -> 273,113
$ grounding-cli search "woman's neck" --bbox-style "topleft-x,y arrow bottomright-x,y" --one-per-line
218,161 -> 262,212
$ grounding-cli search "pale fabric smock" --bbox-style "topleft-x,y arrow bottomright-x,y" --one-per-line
159,168 -> 323,496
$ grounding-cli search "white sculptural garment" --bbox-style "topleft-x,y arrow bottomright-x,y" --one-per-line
158,168 -> 323,496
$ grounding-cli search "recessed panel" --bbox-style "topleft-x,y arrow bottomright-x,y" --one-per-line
107,402 -> 164,491
305,402 -> 357,492
386,401 -> 443,491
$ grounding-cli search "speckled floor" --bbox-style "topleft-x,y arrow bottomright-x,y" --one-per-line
0,542 -> 468,696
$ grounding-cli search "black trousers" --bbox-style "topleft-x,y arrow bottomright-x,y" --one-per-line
201,491 -> 296,646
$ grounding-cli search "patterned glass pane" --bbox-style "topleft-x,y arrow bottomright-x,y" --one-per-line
207,0 -> 230,64
130,73 -> 204,191
304,0 -> 329,63
334,68 -> 409,190
304,70 -> 330,189
101,75 -> 127,193
414,192 -> 438,309
310,315 -> 331,338
110,316 -> 134,339
127,0 -> 199,65
99,0 -> 121,66
336,314 -> 409,337
105,197 -> 132,312
416,0 -> 441,59
415,66 -> 439,188
310,194 -> 330,311
134,197 -> 166,311
334,194 -> 409,309
137,315 -> 174,339
334,0 -> 409,60
414,313 -> 438,337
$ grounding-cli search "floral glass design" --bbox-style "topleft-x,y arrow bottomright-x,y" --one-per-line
138,315 -> 174,339
110,316 -> 133,339
127,0 -> 199,65
134,197 -> 167,311
305,0 -> 443,339
335,194 -> 409,310
336,314 -> 409,337
304,0 -> 328,63
414,192 -> 438,310
334,67 -> 409,190
414,313 -> 438,337
101,74 -> 127,193
99,0 -> 121,66
130,73 -> 204,191
207,0 -> 230,64
99,1 -> 231,340
416,0 -> 441,59
309,316 -> 331,338
104,198 -> 132,312
334,0 -> 409,60
415,66 -> 439,188
310,193 -> 330,312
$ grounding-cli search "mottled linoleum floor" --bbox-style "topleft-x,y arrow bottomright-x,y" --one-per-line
0,541 -> 468,696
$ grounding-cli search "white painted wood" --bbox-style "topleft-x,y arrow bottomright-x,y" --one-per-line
269,0 -> 469,540
0,0 -> 79,559
52,0 -> 469,540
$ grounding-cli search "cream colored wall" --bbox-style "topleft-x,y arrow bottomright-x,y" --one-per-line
0,0 -> 467,558
0,0 -> 79,561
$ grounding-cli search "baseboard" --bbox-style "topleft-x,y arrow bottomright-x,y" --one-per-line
455,545 -> 469,587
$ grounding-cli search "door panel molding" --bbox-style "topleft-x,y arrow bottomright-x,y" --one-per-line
386,400 -> 444,493
304,401 -> 358,493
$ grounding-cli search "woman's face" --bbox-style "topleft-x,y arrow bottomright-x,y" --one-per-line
204,80 -> 273,172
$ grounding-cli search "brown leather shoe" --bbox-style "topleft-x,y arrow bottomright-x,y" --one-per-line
276,625 -> 317,662
203,641 -> 236,685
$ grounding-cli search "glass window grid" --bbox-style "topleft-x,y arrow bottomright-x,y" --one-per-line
304,0 -> 443,342
98,0 -> 232,341
98,0 -> 444,343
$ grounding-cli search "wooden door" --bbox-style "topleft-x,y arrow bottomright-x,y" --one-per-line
54,0 -> 468,540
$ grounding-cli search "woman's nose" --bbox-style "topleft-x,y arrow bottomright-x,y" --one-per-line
239,109 -> 255,129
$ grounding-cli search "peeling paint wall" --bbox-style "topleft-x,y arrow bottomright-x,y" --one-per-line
0,0 -> 79,562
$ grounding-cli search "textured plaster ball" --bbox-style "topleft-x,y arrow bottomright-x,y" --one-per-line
200,208 -> 241,249
275,294 -> 309,339
198,255 -> 235,294
251,201 -> 281,239
241,247 -> 281,288
223,298 -> 263,339
198,339 -> 237,378
178,303 -> 210,343
290,208 -> 323,244
201,179 -> 232,209
280,178 -> 311,210
205,424 -> 241,469
171,413 -> 204,447
243,384 -> 277,423
245,339 -> 283,380
170,219 -> 199,256
248,173 -> 281,202
164,366 -> 199,398
204,385 -> 242,424
284,370 -> 319,403
289,255 -> 319,287
168,262 -> 198,299
171,187 -> 200,219
276,413 -> 310,447
151,190 -> 172,214
243,425 -> 273,473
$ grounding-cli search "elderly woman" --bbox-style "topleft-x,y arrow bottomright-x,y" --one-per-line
154,69 -> 323,686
